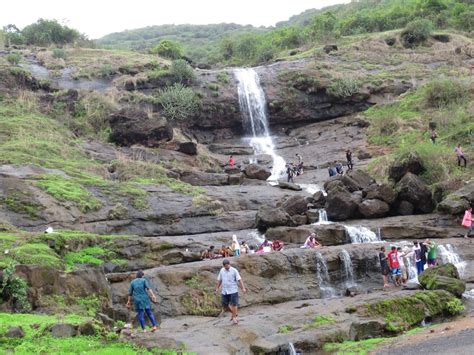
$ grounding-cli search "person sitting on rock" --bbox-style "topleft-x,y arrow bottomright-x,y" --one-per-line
328,166 -> 336,177
335,162 -> 344,175
219,245 -> 230,258
240,241 -> 249,255
303,233 -> 321,249
201,245 -> 215,260
229,155 -> 235,167
272,240 -> 284,251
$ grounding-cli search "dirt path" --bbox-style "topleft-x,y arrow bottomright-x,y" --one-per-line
372,314 -> 474,355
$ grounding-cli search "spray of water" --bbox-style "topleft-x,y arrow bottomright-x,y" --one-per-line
234,68 -> 286,182
339,249 -> 356,286
344,225 -> 379,244
316,252 -> 336,297
438,244 -> 466,276
246,229 -> 265,245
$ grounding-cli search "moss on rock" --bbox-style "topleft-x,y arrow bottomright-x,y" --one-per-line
419,263 -> 465,297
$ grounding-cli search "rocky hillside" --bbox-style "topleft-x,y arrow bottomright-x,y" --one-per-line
0,23 -> 473,354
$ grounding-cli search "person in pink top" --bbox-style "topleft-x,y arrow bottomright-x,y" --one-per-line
462,207 -> 473,239
454,144 -> 467,168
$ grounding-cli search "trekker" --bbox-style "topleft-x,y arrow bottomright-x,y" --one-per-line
126,270 -> 158,333
430,130 -> 438,144
287,164 -> 295,183
335,162 -> 343,175
229,155 -> 235,167
387,246 -> 401,286
454,144 -> 467,167
413,241 -> 424,275
462,207 -> 473,239
426,239 -> 437,267
346,149 -> 354,170
379,246 -> 390,288
296,153 -> 303,164
231,235 -> 241,256
215,259 -> 247,325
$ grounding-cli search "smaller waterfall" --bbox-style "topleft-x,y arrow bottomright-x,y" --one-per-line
299,183 -> 326,195
404,256 -> 418,281
315,252 -> 336,297
318,209 -> 330,224
288,343 -> 297,355
247,229 -> 265,245
344,225 -> 379,244
339,249 -> 355,286
438,244 -> 466,276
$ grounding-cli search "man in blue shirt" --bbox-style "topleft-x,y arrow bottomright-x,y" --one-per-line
215,259 -> 247,324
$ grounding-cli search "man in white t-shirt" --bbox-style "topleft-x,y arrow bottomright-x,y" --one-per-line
215,259 -> 247,324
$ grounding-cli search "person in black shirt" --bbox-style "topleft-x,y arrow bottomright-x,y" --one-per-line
379,246 -> 390,288
346,149 -> 354,170
420,242 -> 428,270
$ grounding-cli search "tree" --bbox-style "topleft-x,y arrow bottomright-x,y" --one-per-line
22,19 -> 79,46
152,40 -> 183,59
3,24 -> 24,46
170,59 -> 196,85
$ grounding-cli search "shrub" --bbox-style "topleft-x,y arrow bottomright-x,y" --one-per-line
422,79 -> 469,108
327,77 -> 360,98
99,64 -> 115,77
0,261 -> 31,312
216,71 -> 230,84
6,53 -> 21,65
446,298 -> 464,315
152,39 -> 183,59
157,83 -> 200,121
170,59 -> 196,85
52,48 -> 66,59
401,19 -> 433,48
22,19 -> 79,46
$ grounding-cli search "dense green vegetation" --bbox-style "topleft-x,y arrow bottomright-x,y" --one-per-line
97,0 -> 474,65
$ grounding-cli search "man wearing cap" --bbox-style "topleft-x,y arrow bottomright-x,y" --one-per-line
215,259 -> 247,324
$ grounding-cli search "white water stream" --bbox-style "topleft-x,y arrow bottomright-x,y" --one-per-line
234,68 -> 286,182
315,252 -> 336,297
344,225 -> 380,244
339,249 -> 356,286
438,244 -> 466,276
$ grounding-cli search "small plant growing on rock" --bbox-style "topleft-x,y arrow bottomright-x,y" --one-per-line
6,53 -> 21,65
0,261 -> 32,313
216,71 -> 230,84
157,83 -> 200,121
170,59 -> 196,85
327,77 -> 360,98
445,298 -> 464,315
278,325 -> 294,333
52,48 -> 66,59
422,79 -> 468,108
401,19 -> 433,48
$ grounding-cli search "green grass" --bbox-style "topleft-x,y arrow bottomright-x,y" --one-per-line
10,243 -> 62,268
278,325 -> 294,333
64,246 -> 110,271
323,337 -> 387,355
304,315 -> 335,330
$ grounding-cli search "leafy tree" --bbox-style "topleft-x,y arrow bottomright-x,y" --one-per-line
311,12 -> 338,39
157,83 -> 199,121
22,19 -> 79,46
3,24 -> 24,46
152,39 -> 183,59
401,19 -> 433,48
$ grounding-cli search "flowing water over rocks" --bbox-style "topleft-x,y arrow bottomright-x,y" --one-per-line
344,225 -> 380,244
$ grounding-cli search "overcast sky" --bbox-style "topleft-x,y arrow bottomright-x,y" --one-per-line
1,0 -> 350,39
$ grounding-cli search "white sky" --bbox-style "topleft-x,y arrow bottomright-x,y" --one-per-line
1,0 -> 350,39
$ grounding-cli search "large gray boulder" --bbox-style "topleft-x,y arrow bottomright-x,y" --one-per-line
346,170 -> 374,190
396,173 -> 434,213
51,324 -> 77,338
325,190 -> 360,221
279,195 -> 308,216
277,181 -> 302,191
358,199 -> 390,218
266,224 -> 347,246
245,164 -> 271,180
438,181 -> 474,215
364,184 -> 397,205
256,205 -> 292,232
389,152 -> 425,182
179,171 -> 228,186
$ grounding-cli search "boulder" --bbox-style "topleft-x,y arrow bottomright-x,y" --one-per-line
244,164 -> 271,180
350,320 -> 386,341
78,321 -> 98,336
389,152 -> 425,182
364,184 -> 397,205
280,195 -> 308,216
256,205 -> 292,232
180,171 -> 228,186
6,326 -> 25,338
306,209 -> 319,223
109,109 -> 173,147
324,179 -> 348,193
397,200 -> 414,215
313,191 -> 326,208
358,199 -> 390,218
291,214 -> 308,226
177,142 -> 197,155
323,44 -> 338,54
432,34 -> 450,43
325,190 -> 359,221
419,263 -> 465,297
346,170 -> 374,190
227,174 -> 244,185
438,182 -> 474,215
277,182 -> 302,191
51,324 -> 76,338
357,150 -> 372,160
224,166 -> 241,175
396,173 -> 434,213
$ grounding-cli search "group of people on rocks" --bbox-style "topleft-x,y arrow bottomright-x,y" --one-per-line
201,235 -> 284,260
286,153 -> 304,183
328,149 -> 353,177
379,239 -> 438,288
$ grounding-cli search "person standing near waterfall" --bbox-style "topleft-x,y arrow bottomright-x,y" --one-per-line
287,164 -> 295,183
462,207 -> 473,239
387,246 -> 401,286
215,259 -> 247,325
379,246 -> 390,288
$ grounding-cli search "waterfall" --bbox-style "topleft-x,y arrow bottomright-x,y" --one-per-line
247,229 -> 265,245
316,252 -> 336,297
288,342 -> 297,355
339,249 -> 355,286
299,183 -> 325,195
234,68 -> 286,182
344,225 -> 379,244
404,255 -> 418,281
438,244 -> 466,276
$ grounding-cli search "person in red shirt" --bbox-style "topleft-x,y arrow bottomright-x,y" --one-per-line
228,155 -> 235,167
387,246 -> 401,286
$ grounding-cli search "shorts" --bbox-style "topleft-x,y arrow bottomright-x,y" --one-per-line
391,268 -> 401,276
428,258 -> 437,266
381,265 -> 390,276
221,292 -> 239,307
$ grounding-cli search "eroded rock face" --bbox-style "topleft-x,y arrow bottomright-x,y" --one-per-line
279,195 -> 308,216
396,173 -> 434,214
109,109 -> 173,147
363,184 -> 397,205
389,152 -> 425,182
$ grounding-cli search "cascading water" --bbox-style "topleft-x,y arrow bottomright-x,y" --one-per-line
344,225 -> 379,244
288,342 -> 297,355
234,68 -> 286,182
339,249 -> 355,286
247,229 -> 265,245
438,244 -> 466,276
315,252 -> 336,297
404,256 -> 418,281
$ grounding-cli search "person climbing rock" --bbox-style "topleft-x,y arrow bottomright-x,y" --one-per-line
228,155 -> 235,167
126,270 -> 159,333
215,259 -> 247,325
454,144 -> 467,167
346,149 -> 353,170
387,246 -> 401,286
462,207 -> 473,239
379,246 -> 390,288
